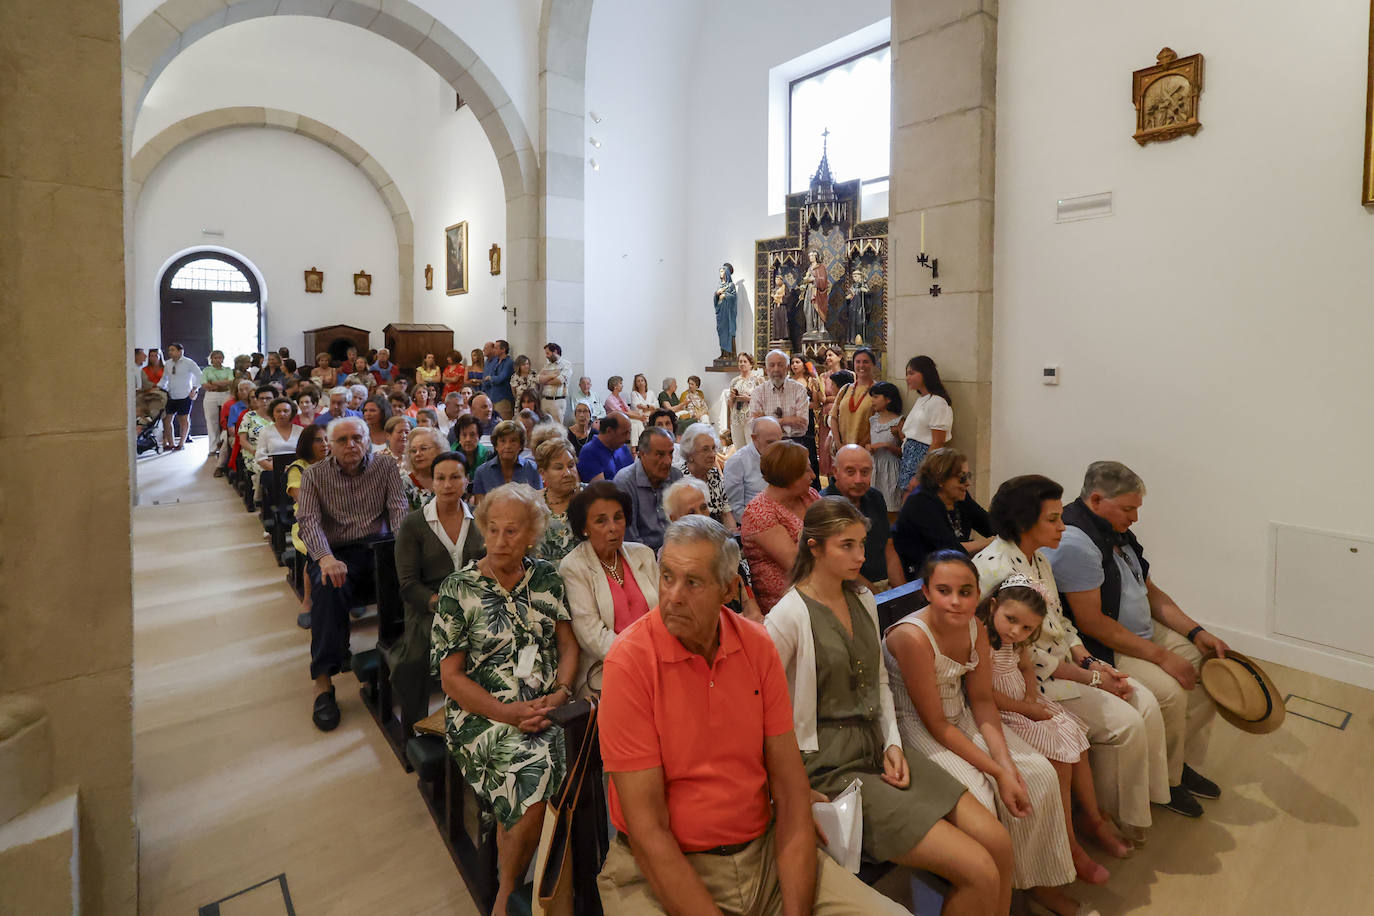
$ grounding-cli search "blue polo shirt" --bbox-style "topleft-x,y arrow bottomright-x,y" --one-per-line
472,456 -> 543,495
313,408 -> 363,426
1045,527 -> 1154,638
577,435 -> 633,483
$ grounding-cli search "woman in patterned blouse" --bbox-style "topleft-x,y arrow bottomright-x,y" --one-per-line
534,437 -> 580,564
429,483 -> 578,916
678,422 -> 735,532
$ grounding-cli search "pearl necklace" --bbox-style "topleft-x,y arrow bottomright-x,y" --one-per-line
598,552 -> 624,585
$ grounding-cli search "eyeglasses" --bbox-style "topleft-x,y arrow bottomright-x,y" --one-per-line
958,472 -> 973,484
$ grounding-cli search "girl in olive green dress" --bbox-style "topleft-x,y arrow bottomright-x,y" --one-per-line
765,496 -> 1014,916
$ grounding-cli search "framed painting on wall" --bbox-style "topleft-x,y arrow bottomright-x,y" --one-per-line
1364,2 -> 1374,205
446,221 -> 468,295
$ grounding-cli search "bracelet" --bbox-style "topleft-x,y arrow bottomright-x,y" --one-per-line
1079,655 -> 1099,670
1089,670 -> 1103,688
551,683 -> 573,698
1186,626 -> 1205,643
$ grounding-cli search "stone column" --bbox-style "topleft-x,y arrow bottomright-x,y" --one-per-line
889,0 -> 997,497
0,0 -> 137,911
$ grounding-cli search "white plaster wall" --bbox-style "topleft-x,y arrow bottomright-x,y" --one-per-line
582,0 -> 698,394
132,15 -> 508,357
134,127 -> 398,354
412,82 -> 510,349
122,0 -> 540,151
993,0 -> 1374,685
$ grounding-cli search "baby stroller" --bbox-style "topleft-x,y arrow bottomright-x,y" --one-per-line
136,388 -> 168,456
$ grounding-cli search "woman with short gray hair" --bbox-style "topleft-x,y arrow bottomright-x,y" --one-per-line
678,422 -> 735,532
430,481 -> 575,916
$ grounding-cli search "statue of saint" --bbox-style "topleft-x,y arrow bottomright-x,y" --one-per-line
846,268 -> 871,345
799,250 -> 831,341
769,274 -> 790,343
714,263 -> 738,359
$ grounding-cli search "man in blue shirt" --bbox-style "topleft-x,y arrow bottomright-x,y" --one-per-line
314,386 -> 364,426
480,339 -> 514,419
368,347 -> 395,383
577,411 -> 634,483
613,428 -> 682,551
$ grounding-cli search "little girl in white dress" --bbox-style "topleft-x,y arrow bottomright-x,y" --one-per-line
867,382 -> 903,511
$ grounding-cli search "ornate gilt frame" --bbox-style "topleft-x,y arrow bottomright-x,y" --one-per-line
1132,47 -> 1203,146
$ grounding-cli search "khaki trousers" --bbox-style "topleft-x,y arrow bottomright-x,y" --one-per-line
1114,623 -> 1217,785
1057,677 -> 1170,829
598,828 -> 907,916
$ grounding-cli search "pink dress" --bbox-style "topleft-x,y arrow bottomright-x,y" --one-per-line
990,645 -> 1089,764
741,489 -> 820,613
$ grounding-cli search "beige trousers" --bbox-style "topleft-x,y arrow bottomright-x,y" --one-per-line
598,828 -> 907,916
1114,623 -> 1217,785
1057,676 -> 1170,829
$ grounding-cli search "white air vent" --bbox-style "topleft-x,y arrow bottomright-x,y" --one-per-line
1272,523 -> 1374,660
1056,192 -> 1113,223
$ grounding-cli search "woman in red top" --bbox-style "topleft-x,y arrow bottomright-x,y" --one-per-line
441,350 -> 466,397
141,348 -> 165,388
741,440 -> 819,613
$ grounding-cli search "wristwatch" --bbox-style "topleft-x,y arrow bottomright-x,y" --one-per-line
552,683 -> 574,699
1186,626 -> 1205,643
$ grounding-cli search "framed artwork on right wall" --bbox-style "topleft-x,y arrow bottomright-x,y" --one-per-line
445,221 -> 468,296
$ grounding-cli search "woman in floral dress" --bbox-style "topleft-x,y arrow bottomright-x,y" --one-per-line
534,437 -> 580,564
430,483 -> 580,916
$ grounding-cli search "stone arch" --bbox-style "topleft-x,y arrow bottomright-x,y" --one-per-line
123,0 -> 539,335
129,106 -> 416,319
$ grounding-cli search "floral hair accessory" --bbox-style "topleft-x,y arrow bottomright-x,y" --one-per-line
998,573 -> 1050,603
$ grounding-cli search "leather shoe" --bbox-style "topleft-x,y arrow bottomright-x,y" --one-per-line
296,612 -> 312,630
1182,765 -> 1220,799
312,687 -> 340,731
1161,784 -> 1203,818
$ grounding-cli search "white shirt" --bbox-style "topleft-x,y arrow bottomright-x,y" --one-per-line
254,424 -> 302,462
436,409 -> 463,437
423,497 -> 473,569
574,392 -> 606,421
900,393 -> 953,445
160,357 -> 203,399
538,358 -> 573,400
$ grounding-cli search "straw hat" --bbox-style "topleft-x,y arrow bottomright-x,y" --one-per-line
1200,651 -> 1285,734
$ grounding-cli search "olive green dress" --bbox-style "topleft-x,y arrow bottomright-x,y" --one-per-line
800,591 -> 966,863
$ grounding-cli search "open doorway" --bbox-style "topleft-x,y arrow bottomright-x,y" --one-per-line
159,251 -> 262,436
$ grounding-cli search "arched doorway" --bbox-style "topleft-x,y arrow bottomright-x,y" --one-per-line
159,250 -> 262,435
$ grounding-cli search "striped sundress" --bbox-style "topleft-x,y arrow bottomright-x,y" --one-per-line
990,645 -> 1090,764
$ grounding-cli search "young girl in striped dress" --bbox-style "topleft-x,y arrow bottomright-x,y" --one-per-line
981,574 -> 1135,886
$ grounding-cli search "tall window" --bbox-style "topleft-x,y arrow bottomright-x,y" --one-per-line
788,44 -> 891,194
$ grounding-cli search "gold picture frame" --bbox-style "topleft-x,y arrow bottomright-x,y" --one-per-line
1364,3 -> 1374,204
489,243 -> 502,276
304,266 -> 323,293
445,221 -> 468,296
353,270 -> 372,295
1132,47 -> 1203,146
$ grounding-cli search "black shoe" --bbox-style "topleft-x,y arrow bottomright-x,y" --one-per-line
349,605 -> 367,619
1181,765 -> 1221,799
1161,785 -> 1204,818
296,612 -> 312,630
312,688 -> 340,731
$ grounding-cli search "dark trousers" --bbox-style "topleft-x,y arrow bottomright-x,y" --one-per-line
308,542 -> 375,679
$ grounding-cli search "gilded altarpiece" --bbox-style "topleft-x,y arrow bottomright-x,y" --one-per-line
754,167 -> 888,370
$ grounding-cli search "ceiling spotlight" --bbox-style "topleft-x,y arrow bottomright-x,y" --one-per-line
589,110 -> 603,123
589,158 -> 600,171
589,137 -> 602,149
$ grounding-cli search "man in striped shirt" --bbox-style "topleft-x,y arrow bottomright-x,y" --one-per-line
297,416 -> 408,731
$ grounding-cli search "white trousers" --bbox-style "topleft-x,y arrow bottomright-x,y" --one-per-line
203,391 -> 232,451
1057,677 -> 1170,829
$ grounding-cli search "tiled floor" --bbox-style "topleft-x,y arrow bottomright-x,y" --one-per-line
133,443 -> 1374,915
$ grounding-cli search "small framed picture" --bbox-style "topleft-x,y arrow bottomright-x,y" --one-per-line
354,271 -> 372,295
446,221 -> 468,296
304,267 -> 323,293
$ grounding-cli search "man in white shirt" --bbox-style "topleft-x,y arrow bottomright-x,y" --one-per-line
131,348 -> 147,392
159,343 -> 202,451
722,416 -> 782,518
748,349 -> 810,444
436,391 -> 467,437
535,341 -> 573,424
572,376 -> 606,423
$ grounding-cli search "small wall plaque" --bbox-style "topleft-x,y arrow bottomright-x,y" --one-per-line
1132,47 -> 1203,146
353,270 -> 372,296
489,243 -> 502,276
304,267 -> 323,293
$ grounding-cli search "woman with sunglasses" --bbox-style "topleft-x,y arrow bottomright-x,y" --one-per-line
892,447 -> 994,581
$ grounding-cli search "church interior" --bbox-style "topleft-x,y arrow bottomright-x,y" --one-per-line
5,0 -> 1374,913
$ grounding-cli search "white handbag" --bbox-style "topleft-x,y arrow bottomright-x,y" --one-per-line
811,778 -> 864,873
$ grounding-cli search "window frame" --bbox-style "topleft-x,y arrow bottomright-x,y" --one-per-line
785,41 -> 892,195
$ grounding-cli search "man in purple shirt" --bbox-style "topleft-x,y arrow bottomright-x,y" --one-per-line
296,416 -> 408,731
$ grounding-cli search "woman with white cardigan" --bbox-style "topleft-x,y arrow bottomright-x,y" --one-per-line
559,480 -> 659,695
765,496 -> 1012,914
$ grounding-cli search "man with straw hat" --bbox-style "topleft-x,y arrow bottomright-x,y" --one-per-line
1047,461 -> 1228,819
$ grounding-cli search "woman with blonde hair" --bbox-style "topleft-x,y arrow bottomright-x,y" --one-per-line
534,436 -> 580,564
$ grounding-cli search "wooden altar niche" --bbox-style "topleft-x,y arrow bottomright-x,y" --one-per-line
754,148 -> 888,370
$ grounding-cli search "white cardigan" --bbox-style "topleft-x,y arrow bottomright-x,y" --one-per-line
560,539 -> 659,694
765,586 -> 903,754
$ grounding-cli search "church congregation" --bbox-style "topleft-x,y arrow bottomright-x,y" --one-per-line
20,0 -> 1374,914
149,336 -> 1279,916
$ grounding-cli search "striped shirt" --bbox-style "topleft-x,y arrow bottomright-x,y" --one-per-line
296,452 -> 408,560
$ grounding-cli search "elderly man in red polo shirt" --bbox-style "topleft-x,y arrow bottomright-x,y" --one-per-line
597,515 -> 904,914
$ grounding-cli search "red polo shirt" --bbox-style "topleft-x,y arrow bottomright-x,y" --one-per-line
599,606 -> 793,852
